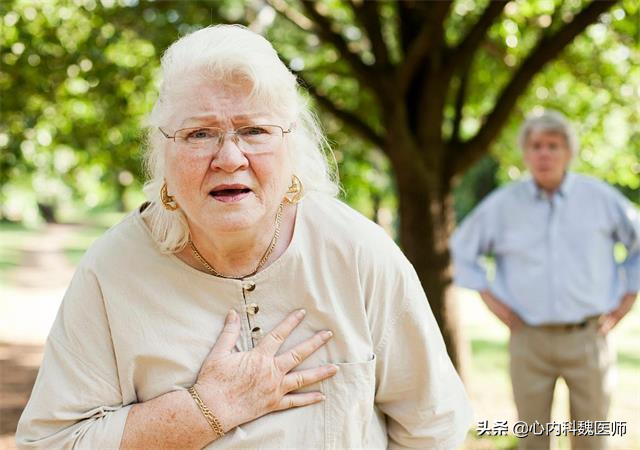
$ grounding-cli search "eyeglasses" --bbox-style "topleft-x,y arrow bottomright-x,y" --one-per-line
159,124 -> 293,155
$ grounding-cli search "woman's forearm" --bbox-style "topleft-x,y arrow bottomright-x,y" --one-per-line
120,389 -> 220,450
120,310 -> 336,449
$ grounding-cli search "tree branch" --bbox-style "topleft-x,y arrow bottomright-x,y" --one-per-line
451,69 -> 469,145
447,1 -> 507,75
299,1 -> 382,91
453,0 -> 615,175
397,1 -> 453,95
299,63 -> 357,78
267,0 -> 313,31
296,71 -> 385,149
414,1 -> 454,149
349,0 -> 389,67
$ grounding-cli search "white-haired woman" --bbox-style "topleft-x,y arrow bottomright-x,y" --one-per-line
17,25 -> 472,449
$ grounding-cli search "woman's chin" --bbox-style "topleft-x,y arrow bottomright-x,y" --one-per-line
204,208 -> 265,234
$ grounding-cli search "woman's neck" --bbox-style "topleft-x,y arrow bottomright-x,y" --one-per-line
178,204 -> 297,278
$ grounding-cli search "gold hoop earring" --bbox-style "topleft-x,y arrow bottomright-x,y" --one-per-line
161,181 -> 179,211
284,175 -> 304,204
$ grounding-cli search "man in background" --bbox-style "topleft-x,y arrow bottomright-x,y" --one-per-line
450,109 -> 639,450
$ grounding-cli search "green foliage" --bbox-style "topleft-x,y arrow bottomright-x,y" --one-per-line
1,0 -> 157,220
453,155 -> 499,222
475,1 -> 640,198
1,0 -> 638,226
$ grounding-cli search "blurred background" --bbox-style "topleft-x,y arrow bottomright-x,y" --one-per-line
0,0 -> 638,449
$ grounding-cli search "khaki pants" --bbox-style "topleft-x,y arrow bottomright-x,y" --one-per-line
509,319 -> 615,450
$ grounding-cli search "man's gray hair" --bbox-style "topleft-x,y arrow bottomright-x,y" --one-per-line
517,109 -> 579,158
141,25 -> 339,253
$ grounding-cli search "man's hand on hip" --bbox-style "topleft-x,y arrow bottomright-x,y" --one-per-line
480,290 -> 525,331
598,292 -> 637,335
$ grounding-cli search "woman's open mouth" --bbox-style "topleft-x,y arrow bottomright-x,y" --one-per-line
209,185 -> 252,203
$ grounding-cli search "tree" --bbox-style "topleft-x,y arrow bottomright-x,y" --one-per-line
263,0 -> 619,370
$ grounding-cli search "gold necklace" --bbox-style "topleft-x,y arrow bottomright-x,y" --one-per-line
188,202 -> 284,279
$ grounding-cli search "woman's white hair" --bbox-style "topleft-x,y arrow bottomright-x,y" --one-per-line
517,109 -> 579,158
141,24 -> 339,253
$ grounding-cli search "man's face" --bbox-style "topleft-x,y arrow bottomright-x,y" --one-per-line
522,130 -> 572,192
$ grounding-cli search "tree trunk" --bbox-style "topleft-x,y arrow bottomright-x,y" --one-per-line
391,150 -> 469,378
371,192 -> 381,225
37,202 -> 57,224
115,181 -> 127,212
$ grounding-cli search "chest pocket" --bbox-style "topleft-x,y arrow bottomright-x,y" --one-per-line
322,354 -> 381,449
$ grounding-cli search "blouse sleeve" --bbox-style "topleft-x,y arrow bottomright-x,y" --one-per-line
15,262 -> 131,450
366,246 -> 473,449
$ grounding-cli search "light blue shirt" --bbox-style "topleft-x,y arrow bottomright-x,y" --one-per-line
450,173 -> 640,325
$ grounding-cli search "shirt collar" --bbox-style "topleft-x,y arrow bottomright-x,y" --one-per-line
527,172 -> 574,200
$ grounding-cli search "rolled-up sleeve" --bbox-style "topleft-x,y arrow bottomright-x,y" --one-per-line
16,262 -> 130,449
450,200 -> 496,292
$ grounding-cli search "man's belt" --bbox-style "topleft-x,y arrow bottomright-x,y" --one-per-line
533,315 -> 600,332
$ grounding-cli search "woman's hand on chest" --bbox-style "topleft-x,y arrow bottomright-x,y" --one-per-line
193,308 -> 339,432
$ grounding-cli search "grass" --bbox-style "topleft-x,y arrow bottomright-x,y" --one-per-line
0,221 -> 43,286
470,338 -> 509,372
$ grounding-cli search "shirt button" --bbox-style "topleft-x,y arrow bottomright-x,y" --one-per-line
246,303 -> 259,315
242,281 -> 256,292
251,326 -> 262,339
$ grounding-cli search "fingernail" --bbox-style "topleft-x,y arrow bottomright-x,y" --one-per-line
319,394 -> 326,401
322,330 -> 333,339
296,309 -> 306,319
226,309 -> 237,324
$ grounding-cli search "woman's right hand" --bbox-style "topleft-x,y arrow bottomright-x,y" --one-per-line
193,308 -> 337,434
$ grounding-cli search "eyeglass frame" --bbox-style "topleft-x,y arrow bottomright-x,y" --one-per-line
158,124 -> 294,154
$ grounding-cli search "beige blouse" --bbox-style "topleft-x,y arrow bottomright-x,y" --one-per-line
16,193 -> 472,449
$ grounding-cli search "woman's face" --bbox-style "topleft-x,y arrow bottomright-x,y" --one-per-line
163,78 -> 292,236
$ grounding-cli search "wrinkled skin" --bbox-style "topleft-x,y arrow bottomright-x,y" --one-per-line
194,309 -> 338,432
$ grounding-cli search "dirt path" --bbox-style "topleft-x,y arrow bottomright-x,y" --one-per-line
0,224 -> 77,447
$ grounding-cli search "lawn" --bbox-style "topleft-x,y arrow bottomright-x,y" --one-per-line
0,222 -> 39,285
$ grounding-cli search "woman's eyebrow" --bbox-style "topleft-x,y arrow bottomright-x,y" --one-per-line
179,113 -> 270,128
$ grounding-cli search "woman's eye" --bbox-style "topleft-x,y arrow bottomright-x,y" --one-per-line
239,127 -> 268,136
188,129 -> 215,140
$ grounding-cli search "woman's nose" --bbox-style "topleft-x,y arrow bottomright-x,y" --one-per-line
210,134 -> 249,172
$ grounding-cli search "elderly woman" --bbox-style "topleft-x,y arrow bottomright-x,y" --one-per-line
17,25 -> 472,449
